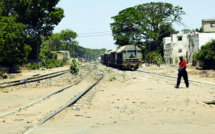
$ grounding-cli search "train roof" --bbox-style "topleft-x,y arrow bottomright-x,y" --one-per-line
104,50 -> 111,54
110,48 -> 117,53
116,46 -> 126,53
116,45 -> 141,53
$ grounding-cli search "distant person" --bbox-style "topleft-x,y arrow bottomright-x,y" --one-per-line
175,56 -> 189,88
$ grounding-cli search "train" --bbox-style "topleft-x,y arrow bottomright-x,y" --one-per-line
101,44 -> 142,70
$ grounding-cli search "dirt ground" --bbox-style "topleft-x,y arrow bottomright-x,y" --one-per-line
0,63 -> 215,134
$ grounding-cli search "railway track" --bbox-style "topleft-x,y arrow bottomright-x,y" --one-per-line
0,64 -> 95,118
0,80 -> 81,118
0,67 -> 104,134
0,70 -> 69,88
137,69 -> 215,87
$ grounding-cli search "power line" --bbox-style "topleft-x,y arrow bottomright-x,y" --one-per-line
78,33 -> 112,37
78,31 -> 111,35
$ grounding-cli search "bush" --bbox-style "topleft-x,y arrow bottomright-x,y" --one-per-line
146,51 -> 163,66
175,57 -> 178,64
26,63 -> 39,70
26,63 -> 32,70
196,40 -> 215,69
31,63 -> 39,70
70,59 -> 79,75
39,49 -> 66,69
56,59 -> 66,66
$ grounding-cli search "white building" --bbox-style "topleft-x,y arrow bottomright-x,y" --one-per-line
188,32 -> 215,63
164,32 -> 215,64
163,34 -> 189,64
164,18 -> 215,65
202,19 -> 215,33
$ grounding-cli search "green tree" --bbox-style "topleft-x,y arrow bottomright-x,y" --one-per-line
181,27 -> 203,34
111,7 -> 144,45
196,40 -> 215,69
41,33 -> 63,51
195,27 -> 203,33
60,29 -> 78,57
1,0 -> 64,60
181,29 -> 192,34
41,29 -> 78,57
0,9 -> 31,68
40,30 -> 106,61
111,2 -> 184,54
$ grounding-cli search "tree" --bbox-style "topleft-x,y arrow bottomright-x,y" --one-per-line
145,51 -> 163,66
48,33 -> 62,50
181,28 -> 203,34
40,30 -> 107,61
60,29 -> 78,57
195,27 -> 203,33
41,29 -> 78,57
181,29 -> 192,34
196,40 -> 215,69
111,2 -> 184,54
0,14 -> 31,68
111,7 -> 144,45
1,0 -> 65,60
41,33 -> 63,51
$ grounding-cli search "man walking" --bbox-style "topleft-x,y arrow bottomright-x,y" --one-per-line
175,56 -> 189,88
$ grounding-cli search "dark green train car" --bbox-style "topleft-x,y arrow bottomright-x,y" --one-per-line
116,45 -> 141,70
102,45 -> 141,70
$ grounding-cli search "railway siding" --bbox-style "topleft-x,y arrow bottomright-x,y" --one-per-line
0,68 -> 103,134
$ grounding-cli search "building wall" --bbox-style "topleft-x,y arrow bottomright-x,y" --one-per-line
58,51 -> 70,60
164,18 -> 215,65
202,19 -> 215,33
163,37 -> 171,63
164,34 -> 189,64
188,33 -> 215,63
51,51 -> 70,61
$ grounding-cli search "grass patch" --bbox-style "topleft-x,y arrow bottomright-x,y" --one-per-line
110,75 -> 116,81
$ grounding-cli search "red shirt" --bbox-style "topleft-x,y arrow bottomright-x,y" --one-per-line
179,60 -> 186,69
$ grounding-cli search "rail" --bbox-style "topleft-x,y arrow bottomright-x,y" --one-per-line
24,70 -> 104,134
138,70 -> 215,86
0,80 -> 81,118
0,70 -> 68,88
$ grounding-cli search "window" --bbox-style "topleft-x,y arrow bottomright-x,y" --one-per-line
177,36 -> 182,41
137,50 -> 141,57
211,23 -> 214,28
128,51 -> 135,57
178,49 -> 182,53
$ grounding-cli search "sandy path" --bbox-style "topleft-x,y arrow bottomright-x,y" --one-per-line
28,64 -> 215,134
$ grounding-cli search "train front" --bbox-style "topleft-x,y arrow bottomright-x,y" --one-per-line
117,45 -> 141,70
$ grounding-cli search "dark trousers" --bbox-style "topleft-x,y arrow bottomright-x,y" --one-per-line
176,70 -> 189,87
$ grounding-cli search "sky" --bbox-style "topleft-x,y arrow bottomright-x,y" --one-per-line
53,0 -> 215,50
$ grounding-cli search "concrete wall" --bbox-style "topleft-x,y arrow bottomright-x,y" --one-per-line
163,37 -> 172,64
51,51 -> 70,61
188,33 -> 215,63
164,34 -> 189,64
58,51 -> 70,60
164,19 -> 215,64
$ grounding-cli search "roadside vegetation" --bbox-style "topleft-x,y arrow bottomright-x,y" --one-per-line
194,40 -> 215,69
0,0 -> 106,74
70,59 -> 80,75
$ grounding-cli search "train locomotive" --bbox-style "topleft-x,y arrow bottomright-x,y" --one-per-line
101,45 -> 141,70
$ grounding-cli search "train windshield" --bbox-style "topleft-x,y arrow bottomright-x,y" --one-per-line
128,51 -> 135,57
127,50 -> 141,57
137,50 -> 141,57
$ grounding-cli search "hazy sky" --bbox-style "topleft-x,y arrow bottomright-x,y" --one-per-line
53,0 -> 215,50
